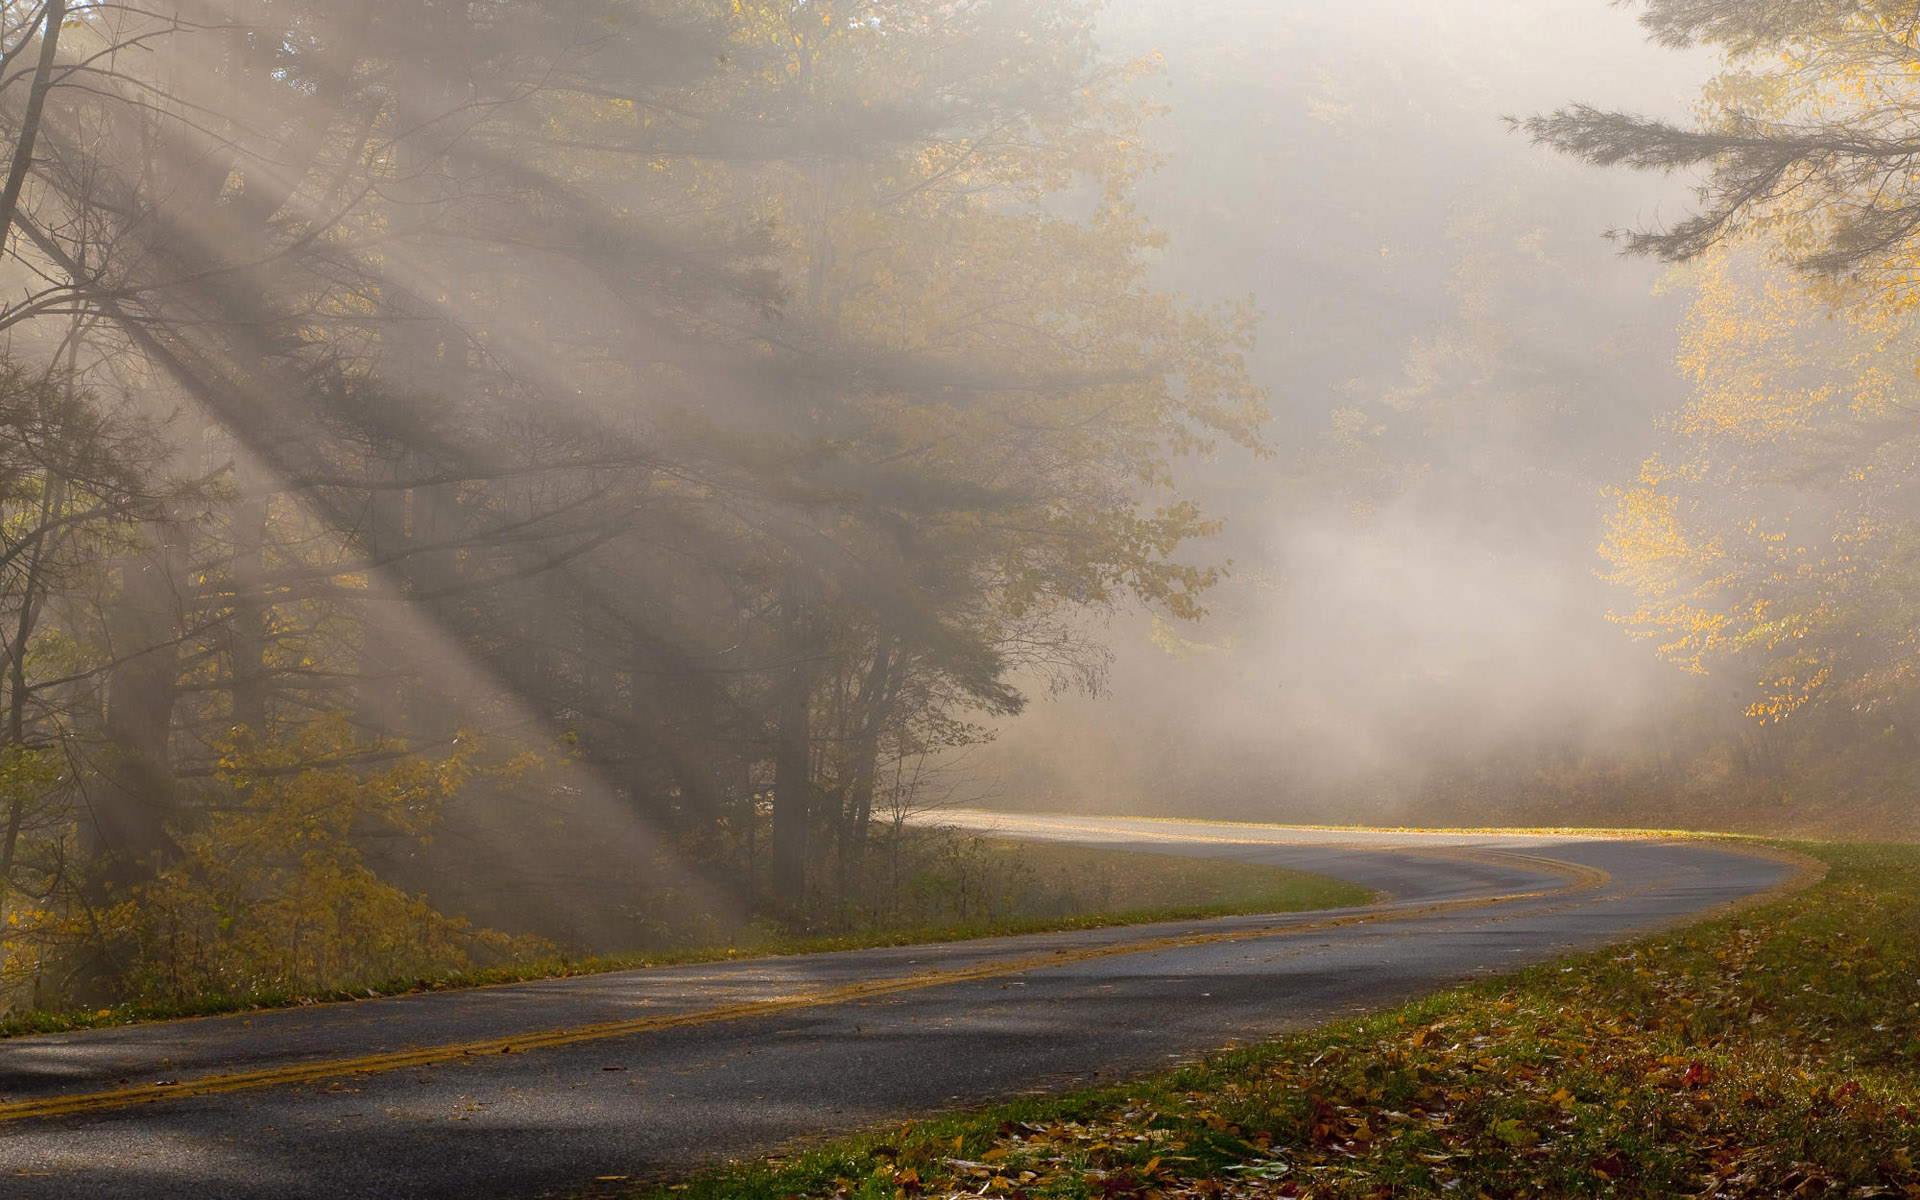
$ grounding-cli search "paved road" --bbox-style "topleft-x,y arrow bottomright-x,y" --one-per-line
0,816 -> 1805,1199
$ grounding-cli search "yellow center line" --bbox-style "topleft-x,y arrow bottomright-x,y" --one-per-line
941,816 -> 1599,849
0,851 -> 1609,1125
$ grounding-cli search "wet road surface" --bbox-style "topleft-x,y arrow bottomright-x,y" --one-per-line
0,816 -> 1806,1198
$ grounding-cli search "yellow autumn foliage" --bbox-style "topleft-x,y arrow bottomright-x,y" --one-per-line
2,716 -> 542,1007
1604,248 -> 1920,721
1687,2 -> 1920,314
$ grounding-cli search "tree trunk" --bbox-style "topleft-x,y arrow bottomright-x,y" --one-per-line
227,462 -> 270,739
769,582 -> 812,905
353,486 -> 408,733
770,666 -> 811,905
0,0 -> 66,252
835,638 -> 897,900
86,516 -> 187,902
5,472 -> 60,746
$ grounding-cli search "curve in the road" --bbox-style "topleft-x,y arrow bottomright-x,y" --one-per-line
0,817 -> 1813,1199
0,848 -> 1596,1125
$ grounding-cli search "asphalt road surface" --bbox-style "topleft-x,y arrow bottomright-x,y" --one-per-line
0,815 -> 1806,1199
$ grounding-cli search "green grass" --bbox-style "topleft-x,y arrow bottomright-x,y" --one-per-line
0,838 -> 1365,1039
638,841 -> 1919,1200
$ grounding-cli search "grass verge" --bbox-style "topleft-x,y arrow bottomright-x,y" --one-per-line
0,838 -> 1366,1039
640,841 -> 1919,1200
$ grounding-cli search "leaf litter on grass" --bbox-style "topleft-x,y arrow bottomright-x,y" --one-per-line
652,843 -> 1920,1200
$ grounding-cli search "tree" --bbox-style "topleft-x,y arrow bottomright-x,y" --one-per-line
1538,0 -> 1920,804
657,0 -> 1265,901
0,0 -> 1264,1005
1524,0 -> 1920,291
1603,248 -> 1920,729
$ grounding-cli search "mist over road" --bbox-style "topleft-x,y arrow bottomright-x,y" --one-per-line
0,819 -> 1800,1199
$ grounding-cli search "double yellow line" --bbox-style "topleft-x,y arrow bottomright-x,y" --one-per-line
0,851 -> 1608,1125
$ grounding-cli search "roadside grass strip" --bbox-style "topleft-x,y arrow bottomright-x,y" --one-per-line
0,859 -> 1558,1123
643,842 -> 1919,1200
0,842 -> 1366,1041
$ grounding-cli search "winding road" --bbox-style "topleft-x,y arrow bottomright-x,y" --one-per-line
0,813 -> 1808,1199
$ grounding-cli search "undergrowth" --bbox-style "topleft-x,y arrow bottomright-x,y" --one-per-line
0,839 -> 1364,1039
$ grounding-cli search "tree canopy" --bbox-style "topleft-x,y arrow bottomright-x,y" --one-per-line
0,0 -> 1262,1007
1541,0 -> 1920,808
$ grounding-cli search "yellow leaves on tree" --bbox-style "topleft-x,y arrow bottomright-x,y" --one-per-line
1604,248 -> 1920,722
1680,2 -> 1920,313
1601,462 -> 1732,674
115,714 -> 530,1001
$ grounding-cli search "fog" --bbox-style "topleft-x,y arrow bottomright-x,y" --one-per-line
0,0 -> 1907,1011
975,0 -> 1723,822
